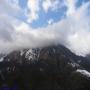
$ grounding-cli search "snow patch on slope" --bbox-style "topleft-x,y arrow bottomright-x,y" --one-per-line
25,48 -> 41,61
0,54 -> 6,62
68,62 -> 80,68
0,57 -> 4,62
76,69 -> 90,78
20,50 -> 24,56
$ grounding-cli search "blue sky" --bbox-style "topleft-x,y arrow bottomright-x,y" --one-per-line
16,0 -> 89,28
18,0 -> 67,28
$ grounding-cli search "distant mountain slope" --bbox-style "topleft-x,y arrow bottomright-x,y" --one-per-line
0,45 -> 90,90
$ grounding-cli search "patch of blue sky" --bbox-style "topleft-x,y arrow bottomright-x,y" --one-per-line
31,6 -> 67,28
17,0 -> 90,28
76,0 -> 90,8
19,0 -> 27,8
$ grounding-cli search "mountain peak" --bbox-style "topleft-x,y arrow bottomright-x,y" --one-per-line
0,44 -> 90,90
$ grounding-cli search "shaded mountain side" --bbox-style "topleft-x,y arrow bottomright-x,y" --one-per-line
86,54 -> 90,60
0,45 -> 90,90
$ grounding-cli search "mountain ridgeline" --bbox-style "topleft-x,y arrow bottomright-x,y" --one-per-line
0,45 -> 90,90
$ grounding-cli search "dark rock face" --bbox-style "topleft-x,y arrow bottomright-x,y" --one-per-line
86,54 -> 90,60
0,45 -> 90,90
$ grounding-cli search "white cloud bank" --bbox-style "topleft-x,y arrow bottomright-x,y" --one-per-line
25,0 -> 40,23
0,0 -> 90,56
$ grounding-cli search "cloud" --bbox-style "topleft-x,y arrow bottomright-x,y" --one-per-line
0,0 -> 90,57
25,0 -> 40,23
0,0 -> 21,16
48,18 -> 54,24
42,0 -> 64,12
64,0 -> 78,16
65,1 -> 90,56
